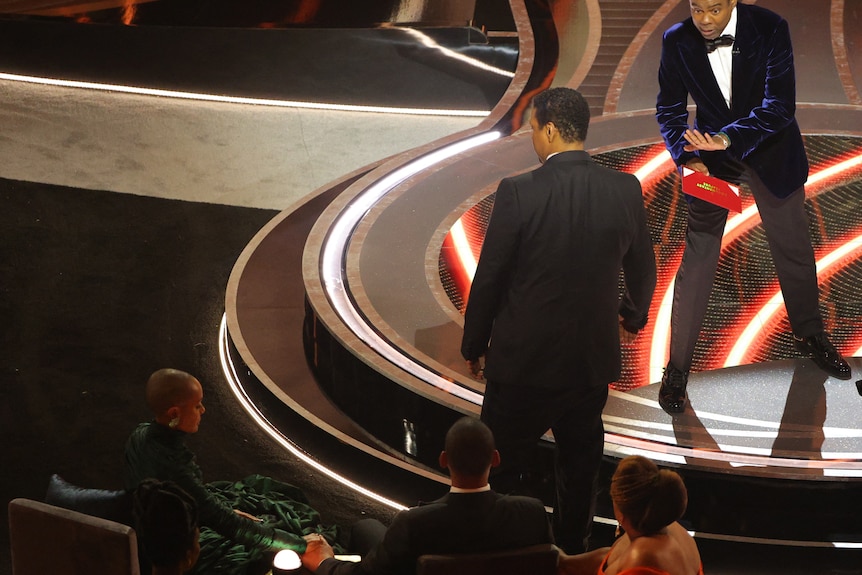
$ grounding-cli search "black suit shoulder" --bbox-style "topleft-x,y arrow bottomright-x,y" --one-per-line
503,152 -> 640,195
740,2 -> 784,27
394,491 -> 551,552
318,491 -> 552,575
663,17 -> 694,44
406,491 -> 546,523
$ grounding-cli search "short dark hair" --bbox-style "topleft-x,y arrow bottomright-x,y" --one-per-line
444,417 -> 495,477
610,455 -> 687,535
531,88 -> 590,143
133,479 -> 199,568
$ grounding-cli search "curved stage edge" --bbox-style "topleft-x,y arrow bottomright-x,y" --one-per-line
227,113 -> 862,549
226,0 -> 862,552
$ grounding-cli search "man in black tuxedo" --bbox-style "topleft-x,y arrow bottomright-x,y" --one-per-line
299,417 -> 554,574
655,0 -> 852,414
460,87 -> 657,553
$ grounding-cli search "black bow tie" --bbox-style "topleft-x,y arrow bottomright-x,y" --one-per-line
705,34 -> 735,53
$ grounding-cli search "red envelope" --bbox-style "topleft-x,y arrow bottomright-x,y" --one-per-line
681,167 -> 742,212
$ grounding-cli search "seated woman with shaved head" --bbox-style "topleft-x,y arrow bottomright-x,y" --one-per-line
125,368 -> 337,575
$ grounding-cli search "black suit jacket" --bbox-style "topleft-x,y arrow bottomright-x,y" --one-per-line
656,2 -> 808,198
316,490 -> 553,575
461,150 -> 656,389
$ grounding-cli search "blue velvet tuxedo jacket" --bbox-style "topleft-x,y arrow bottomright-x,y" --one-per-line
656,3 -> 808,198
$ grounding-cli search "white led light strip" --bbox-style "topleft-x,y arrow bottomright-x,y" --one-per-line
218,314 -> 409,512
605,430 -> 862,473
400,28 -> 515,79
319,131 -> 501,405
608,393 -> 862,438
725,233 -> 862,366
0,71 -> 490,116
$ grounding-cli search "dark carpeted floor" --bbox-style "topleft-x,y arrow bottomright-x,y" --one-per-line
0,177 -> 393,574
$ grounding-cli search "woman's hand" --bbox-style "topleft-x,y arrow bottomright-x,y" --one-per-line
233,509 -> 262,522
301,533 -> 335,572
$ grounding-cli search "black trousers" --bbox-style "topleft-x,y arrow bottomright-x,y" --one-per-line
346,517 -> 387,556
481,379 -> 609,554
670,167 -> 823,371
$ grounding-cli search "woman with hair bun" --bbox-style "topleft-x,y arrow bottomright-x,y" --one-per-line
559,455 -> 703,575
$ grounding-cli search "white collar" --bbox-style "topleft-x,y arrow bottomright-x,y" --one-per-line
450,484 -> 491,494
722,6 -> 738,38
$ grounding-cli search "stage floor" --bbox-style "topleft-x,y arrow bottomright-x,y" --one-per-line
224,0 -> 862,556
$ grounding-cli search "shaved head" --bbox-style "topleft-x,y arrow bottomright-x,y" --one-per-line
145,368 -> 198,417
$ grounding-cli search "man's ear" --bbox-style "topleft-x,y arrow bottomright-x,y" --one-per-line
490,449 -> 501,469
439,451 -> 448,470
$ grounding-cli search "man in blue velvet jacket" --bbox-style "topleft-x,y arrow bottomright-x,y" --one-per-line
655,0 -> 851,413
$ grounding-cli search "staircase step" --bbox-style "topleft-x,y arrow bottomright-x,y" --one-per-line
582,0 -> 666,115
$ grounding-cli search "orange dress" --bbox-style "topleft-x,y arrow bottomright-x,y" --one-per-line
598,554 -> 704,575
600,569 -> 703,575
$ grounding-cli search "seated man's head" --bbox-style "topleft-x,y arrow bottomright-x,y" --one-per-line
145,368 -> 205,433
439,417 -> 500,488
133,478 -> 200,574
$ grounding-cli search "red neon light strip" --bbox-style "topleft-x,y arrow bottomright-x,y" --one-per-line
651,154 -> 862,376
448,148 -> 862,380
724,233 -> 862,366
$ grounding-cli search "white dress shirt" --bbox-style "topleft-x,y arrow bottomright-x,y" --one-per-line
707,6 -> 738,109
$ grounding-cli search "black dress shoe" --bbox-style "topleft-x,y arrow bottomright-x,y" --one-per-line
658,363 -> 689,414
794,332 -> 852,380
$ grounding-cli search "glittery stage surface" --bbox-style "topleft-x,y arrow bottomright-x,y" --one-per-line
605,358 -> 862,480
441,136 -> 862,393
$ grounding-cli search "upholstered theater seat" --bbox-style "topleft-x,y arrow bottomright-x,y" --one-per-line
416,543 -> 559,575
8,498 -> 140,575
44,474 -> 133,526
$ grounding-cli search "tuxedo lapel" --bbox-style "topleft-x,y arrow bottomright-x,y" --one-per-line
679,28 -> 728,114
730,5 -> 763,117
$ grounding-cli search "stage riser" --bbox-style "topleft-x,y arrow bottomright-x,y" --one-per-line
302,315 -> 862,545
